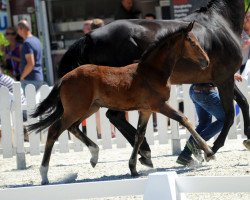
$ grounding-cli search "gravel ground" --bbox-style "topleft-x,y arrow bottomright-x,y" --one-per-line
1,139 -> 250,200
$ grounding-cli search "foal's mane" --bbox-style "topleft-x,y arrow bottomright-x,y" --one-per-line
139,26 -> 187,65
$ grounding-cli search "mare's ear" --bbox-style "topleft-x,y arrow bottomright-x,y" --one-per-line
184,21 -> 195,34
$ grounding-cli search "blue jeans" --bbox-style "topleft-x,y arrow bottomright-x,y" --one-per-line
21,80 -> 44,92
181,85 -> 225,157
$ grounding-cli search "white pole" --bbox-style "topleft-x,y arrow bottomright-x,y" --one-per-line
35,0 -> 54,85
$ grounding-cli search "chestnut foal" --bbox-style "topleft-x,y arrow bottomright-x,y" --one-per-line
29,22 -> 212,184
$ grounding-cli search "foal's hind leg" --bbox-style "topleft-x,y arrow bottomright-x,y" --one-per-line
68,123 -> 99,167
157,102 -> 214,161
129,111 -> 151,176
40,117 -> 71,185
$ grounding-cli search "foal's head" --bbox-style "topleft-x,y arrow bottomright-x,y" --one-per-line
180,22 -> 210,69
182,22 -> 210,69
140,21 -> 210,71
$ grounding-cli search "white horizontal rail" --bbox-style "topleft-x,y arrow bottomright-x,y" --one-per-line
0,178 -> 147,200
177,176 -> 250,193
1,172 -> 250,200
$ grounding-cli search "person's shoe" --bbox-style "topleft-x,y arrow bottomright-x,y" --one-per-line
186,140 -> 204,163
176,154 -> 198,167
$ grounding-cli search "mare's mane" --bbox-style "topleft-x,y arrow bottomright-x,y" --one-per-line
183,0 -> 242,56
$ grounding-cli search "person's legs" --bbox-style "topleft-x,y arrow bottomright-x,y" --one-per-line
177,87 -> 212,165
21,80 -> 43,91
180,100 -> 212,158
188,90 -> 225,144
21,80 -> 29,91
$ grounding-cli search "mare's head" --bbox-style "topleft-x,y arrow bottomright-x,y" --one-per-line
178,21 -> 210,70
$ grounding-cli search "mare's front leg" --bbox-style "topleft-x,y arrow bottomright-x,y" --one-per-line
106,110 -> 153,167
129,111 -> 151,176
212,79 -> 235,153
157,102 -> 214,160
234,84 -> 250,149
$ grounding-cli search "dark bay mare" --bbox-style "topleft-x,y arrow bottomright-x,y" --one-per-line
57,0 -> 249,166
29,22 -> 211,183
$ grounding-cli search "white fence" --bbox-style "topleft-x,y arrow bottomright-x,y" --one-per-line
0,171 -> 250,200
0,81 -> 249,169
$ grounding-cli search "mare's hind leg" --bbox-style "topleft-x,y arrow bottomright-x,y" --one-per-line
68,123 -> 99,167
106,110 -> 153,168
212,80 -> 235,153
157,102 -> 214,160
234,84 -> 250,149
40,116 -> 72,185
129,111 -> 151,176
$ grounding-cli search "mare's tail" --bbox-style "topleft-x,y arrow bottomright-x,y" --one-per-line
57,35 -> 92,78
28,80 -> 63,133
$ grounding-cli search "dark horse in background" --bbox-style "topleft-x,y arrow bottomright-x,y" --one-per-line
57,0 -> 249,166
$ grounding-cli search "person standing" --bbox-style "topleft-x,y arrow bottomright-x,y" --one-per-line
114,0 -> 141,20
4,27 -> 22,80
177,74 -> 243,166
17,20 -> 44,91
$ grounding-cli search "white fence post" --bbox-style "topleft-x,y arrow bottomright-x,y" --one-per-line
86,114 -> 98,145
144,172 -> 185,200
13,82 -> 26,169
116,128 -> 127,148
169,85 -> 181,155
39,85 -> 51,145
100,108 -> 112,149
157,113 -> 169,144
146,114 -> 155,145
0,87 -> 13,158
26,84 -> 41,155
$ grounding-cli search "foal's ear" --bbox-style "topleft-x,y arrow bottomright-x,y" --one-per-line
185,21 -> 195,33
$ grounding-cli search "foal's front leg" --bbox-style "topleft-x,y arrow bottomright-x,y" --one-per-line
157,102 -> 215,161
129,111 -> 151,176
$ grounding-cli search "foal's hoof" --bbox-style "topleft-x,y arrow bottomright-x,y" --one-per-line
89,146 -> 99,168
243,140 -> 250,151
139,157 -> 154,168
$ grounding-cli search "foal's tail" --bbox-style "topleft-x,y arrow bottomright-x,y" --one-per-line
28,80 -> 64,133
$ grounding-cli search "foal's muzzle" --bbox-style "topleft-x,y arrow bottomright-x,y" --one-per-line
199,59 -> 209,70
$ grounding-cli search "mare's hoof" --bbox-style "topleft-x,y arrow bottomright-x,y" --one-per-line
139,157 -> 154,168
41,179 -> 49,185
243,140 -> 250,151
131,171 -> 140,177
